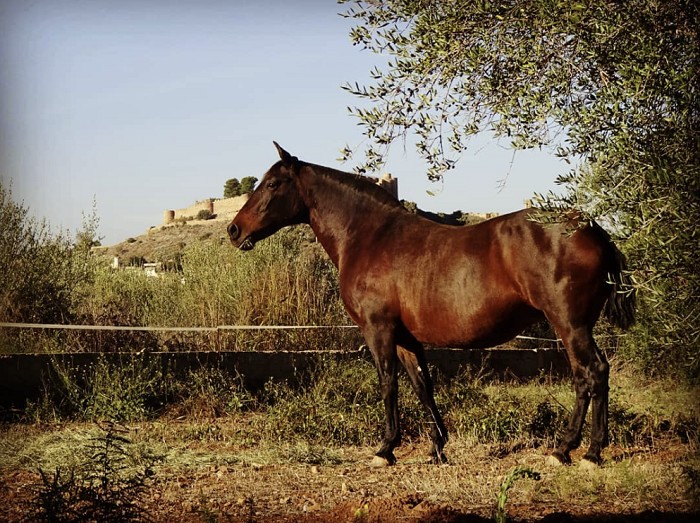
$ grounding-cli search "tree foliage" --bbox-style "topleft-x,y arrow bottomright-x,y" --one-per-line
0,183 -> 96,325
224,178 -> 241,198
224,176 -> 258,198
239,176 -> 258,195
340,0 -> 699,378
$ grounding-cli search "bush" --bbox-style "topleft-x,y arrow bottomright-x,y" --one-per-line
29,422 -> 161,522
256,358 -> 387,446
196,209 -> 213,220
165,366 -> 255,419
0,183 -> 90,326
30,355 -> 165,422
0,183 -> 103,354
21,353 -> 699,457
26,355 -> 260,423
58,226 -> 357,353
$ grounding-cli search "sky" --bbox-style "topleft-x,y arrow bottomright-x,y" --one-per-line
0,0 -> 565,246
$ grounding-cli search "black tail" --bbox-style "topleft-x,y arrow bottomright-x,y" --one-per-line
604,243 -> 636,330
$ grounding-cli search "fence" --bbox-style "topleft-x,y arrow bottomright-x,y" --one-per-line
0,323 -> 569,411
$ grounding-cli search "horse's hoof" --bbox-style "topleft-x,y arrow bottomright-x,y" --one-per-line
546,448 -> 572,467
370,455 -> 392,468
579,458 -> 599,471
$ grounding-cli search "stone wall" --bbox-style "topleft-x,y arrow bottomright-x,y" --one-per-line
0,348 -> 569,410
376,173 -> 398,199
164,194 -> 249,224
213,194 -> 249,220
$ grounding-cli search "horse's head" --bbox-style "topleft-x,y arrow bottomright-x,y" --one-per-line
227,142 -> 309,250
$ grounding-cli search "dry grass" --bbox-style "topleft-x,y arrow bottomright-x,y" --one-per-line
1,361 -> 698,522
1,414 -> 698,522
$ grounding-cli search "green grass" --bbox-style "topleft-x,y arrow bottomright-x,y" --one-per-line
14,356 -> 698,453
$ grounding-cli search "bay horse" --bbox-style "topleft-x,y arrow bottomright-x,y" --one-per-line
228,142 -> 636,467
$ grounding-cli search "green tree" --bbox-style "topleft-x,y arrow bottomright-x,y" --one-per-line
239,176 -> 259,195
340,0 -> 699,378
224,178 -> 241,198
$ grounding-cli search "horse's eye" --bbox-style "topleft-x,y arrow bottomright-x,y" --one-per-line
266,180 -> 280,190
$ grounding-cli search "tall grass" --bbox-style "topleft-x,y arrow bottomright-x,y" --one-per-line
2,219 -> 361,352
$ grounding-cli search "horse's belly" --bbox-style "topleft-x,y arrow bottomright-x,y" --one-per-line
402,298 -> 542,349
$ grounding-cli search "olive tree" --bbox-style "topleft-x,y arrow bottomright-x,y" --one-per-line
340,0 -> 699,378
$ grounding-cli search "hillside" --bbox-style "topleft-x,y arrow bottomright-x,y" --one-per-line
103,219 -> 231,265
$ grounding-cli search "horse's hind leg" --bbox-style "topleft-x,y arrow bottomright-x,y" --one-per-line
582,339 -> 610,466
551,325 -> 609,466
397,343 -> 448,464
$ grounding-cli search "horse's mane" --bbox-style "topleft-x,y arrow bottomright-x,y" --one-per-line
302,162 -> 405,211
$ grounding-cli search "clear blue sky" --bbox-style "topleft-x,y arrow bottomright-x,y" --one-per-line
1,0 -> 564,245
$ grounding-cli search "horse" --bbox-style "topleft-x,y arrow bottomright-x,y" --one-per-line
228,142 -> 636,468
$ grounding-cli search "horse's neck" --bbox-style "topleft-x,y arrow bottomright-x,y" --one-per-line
299,165 -> 400,268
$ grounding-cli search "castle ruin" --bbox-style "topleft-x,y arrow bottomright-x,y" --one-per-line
163,194 -> 250,225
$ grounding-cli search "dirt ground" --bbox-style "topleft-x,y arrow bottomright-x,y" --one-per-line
1,421 -> 698,523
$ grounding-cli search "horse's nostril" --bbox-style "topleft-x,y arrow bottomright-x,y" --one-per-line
228,223 -> 240,240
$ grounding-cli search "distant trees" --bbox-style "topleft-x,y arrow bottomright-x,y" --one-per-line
224,177 -> 258,198
239,177 -> 258,195
224,179 -> 240,198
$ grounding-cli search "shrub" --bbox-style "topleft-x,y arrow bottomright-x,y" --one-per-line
165,366 -> 255,419
196,209 -> 213,220
31,355 -> 165,422
0,183 -> 103,354
256,358 -> 387,446
0,183 -> 91,326
29,422 -> 161,522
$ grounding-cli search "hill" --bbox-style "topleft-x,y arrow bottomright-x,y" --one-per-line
103,219 -> 230,266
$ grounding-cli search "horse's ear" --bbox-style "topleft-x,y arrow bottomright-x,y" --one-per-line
273,141 -> 296,168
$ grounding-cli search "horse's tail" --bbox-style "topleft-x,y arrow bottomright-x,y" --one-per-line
603,240 -> 636,330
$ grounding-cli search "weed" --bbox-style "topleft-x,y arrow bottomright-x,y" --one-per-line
19,353 -> 699,460
255,358 -> 410,446
28,421 -> 162,522
27,356 -> 259,424
197,492 -> 219,523
29,355 -> 165,422
281,442 -> 343,465
167,366 -> 255,419
33,467 -> 82,522
528,401 -> 567,444
354,503 -> 369,520
494,465 -> 541,523
681,462 -> 700,509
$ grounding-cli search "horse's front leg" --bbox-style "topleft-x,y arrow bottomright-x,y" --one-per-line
364,325 -> 401,467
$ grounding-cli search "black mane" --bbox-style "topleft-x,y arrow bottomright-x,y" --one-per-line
304,162 -> 404,210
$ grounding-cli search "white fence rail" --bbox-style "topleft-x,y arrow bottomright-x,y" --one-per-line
0,322 -> 561,344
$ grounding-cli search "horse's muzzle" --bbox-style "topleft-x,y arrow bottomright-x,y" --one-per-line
228,222 -> 255,251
